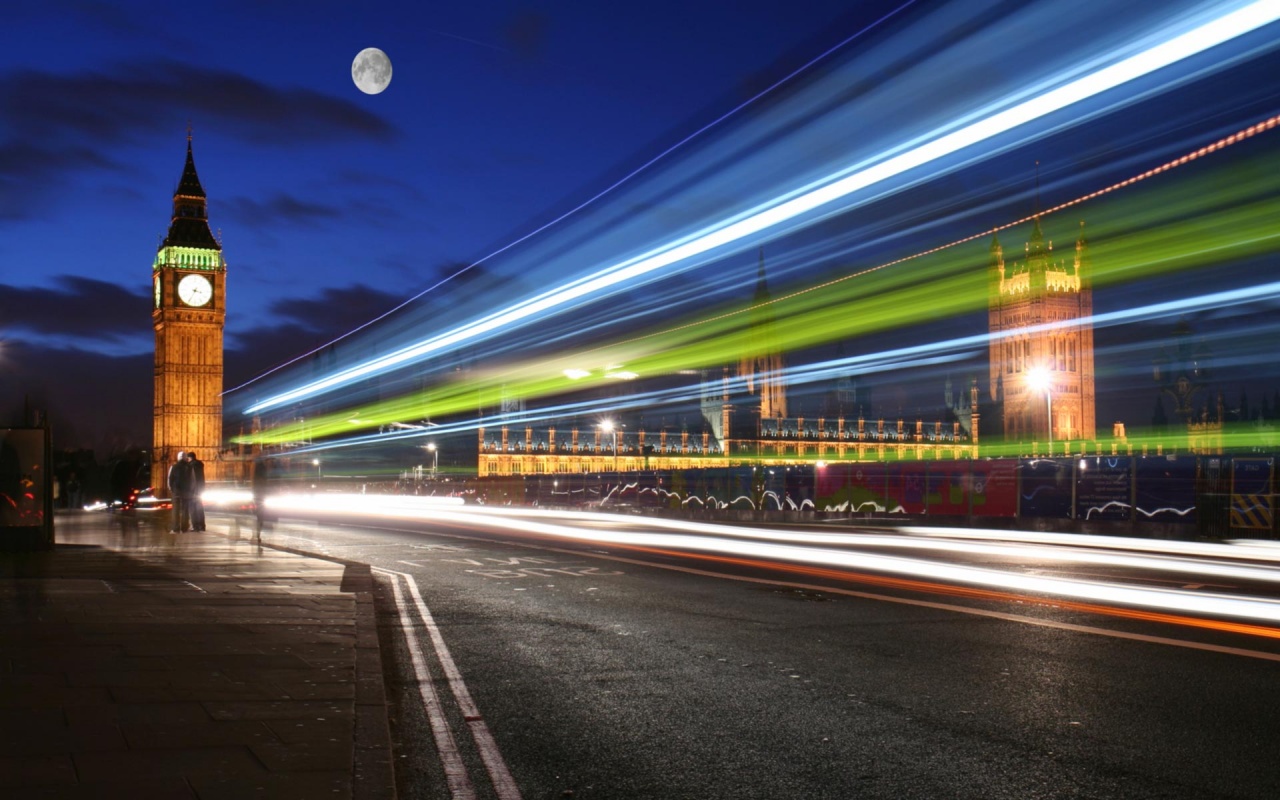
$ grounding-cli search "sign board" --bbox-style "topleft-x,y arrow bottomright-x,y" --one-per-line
925,461 -> 971,515
1230,458 -> 1275,531
817,463 -> 890,513
1076,457 -> 1132,521
1019,458 -> 1073,518
1134,456 -> 1197,524
972,459 -> 1018,518
887,462 -> 927,514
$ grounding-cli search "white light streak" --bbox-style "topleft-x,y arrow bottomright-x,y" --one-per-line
243,1 -> 1279,415
201,488 -> 254,505
266,495 -> 1280,624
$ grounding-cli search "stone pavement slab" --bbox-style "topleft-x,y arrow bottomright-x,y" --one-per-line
0,511 -> 395,799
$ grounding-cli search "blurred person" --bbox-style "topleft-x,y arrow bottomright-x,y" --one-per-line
186,452 -> 207,532
252,457 -> 270,536
66,472 -> 82,509
167,451 -> 192,532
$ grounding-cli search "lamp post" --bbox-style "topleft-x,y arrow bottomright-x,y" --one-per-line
426,442 -> 438,478
312,458 -> 321,482
1027,367 -> 1053,451
600,420 -> 618,473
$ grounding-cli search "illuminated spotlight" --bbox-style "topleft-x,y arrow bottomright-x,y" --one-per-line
242,2 -> 1279,416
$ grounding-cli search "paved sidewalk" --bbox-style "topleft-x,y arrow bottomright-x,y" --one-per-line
0,510 -> 395,799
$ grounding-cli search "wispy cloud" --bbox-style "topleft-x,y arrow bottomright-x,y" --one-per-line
0,277 -> 150,342
0,60 -> 396,218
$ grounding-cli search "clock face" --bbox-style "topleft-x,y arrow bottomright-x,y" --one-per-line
154,275 -> 161,309
177,274 -> 213,307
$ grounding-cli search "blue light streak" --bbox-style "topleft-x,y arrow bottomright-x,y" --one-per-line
290,278 -> 1280,455
243,1 -> 1279,416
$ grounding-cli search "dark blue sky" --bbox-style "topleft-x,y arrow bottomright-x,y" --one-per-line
1,0 -> 912,450
3,0 -> 1279,455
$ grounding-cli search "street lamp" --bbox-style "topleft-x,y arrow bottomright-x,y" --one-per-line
600,420 -> 618,473
1027,367 -> 1053,450
426,442 -> 438,478
312,458 -> 322,482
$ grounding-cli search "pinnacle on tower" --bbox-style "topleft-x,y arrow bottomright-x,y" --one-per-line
162,129 -> 219,251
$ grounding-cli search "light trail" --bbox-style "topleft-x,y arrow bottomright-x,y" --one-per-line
606,114 -> 1280,355
243,111 -> 1280,448
264,494 -> 1280,627
456,505 -> 1280,582
249,271 -> 1280,449
225,2 -> 918,396
898,525 -> 1280,562
242,1 -> 1280,417
622,545 -> 1280,642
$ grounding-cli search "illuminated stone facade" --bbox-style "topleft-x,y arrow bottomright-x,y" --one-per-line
988,219 -> 1096,444
152,133 -> 226,487
477,426 -> 723,477
476,414 -> 979,477
476,250 -> 981,476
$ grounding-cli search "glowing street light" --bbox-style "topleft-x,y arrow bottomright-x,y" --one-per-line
1026,367 -> 1053,448
599,420 -> 618,473
312,458 -> 322,481
426,442 -> 438,478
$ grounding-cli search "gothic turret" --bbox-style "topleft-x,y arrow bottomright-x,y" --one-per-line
1074,220 -> 1091,289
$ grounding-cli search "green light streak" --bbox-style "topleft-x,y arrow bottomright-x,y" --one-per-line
245,152 -> 1280,447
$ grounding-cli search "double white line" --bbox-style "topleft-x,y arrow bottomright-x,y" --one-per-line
376,567 -> 521,800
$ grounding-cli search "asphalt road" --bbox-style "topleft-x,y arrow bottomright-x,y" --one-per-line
245,509 -> 1280,800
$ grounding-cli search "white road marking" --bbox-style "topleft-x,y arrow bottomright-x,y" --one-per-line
382,571 -> 475,799
398,568 -> 523,800
377,567 -> 522,800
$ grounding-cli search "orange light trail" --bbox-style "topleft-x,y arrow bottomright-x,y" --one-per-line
610,543 -> 1280,641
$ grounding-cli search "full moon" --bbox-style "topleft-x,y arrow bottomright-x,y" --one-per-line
352,47 -> 392,95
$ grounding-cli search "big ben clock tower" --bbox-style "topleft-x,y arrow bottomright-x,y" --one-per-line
152,130 -> 226,487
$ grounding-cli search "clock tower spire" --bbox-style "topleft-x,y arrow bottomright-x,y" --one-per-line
152,129 -> 227,489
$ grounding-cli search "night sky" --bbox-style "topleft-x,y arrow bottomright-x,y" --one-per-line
3,0 -> 1279,457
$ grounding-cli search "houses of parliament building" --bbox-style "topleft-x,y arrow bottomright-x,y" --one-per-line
477,219 -> 1098,478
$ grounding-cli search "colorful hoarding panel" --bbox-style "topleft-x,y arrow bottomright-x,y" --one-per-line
887,462 -> 927,515
1019,458 -> 1072,518
689,468 -> 756,510
972,459 -> 1018,517
1230,457 -> 1275,531
925,461 -> 971,516
817,463 -> 891,513
1075,456 -> 1132,521
1134,456 -> 1197,524
785,467 -> 816,511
